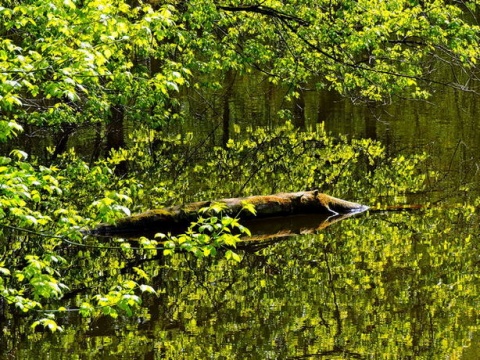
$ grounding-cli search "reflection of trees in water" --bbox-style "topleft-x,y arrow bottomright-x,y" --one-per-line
87,207 -> 476,359
2,203 -> 479,358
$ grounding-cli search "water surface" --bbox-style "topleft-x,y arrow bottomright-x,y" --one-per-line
2,74 -> 480,359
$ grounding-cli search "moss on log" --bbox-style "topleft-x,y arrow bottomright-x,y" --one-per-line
91,190 -> 369,236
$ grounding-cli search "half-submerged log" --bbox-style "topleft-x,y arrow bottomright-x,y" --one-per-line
90,190 -> 369,237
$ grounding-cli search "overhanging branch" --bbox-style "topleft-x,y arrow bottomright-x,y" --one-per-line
218,3 -> 479,96
216,4 -> 309,26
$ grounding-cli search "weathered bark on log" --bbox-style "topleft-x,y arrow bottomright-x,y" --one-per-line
90,190 -> 369,237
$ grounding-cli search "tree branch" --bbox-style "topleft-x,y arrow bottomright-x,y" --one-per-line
216,4 -> 309,26
218,3 -> 479,95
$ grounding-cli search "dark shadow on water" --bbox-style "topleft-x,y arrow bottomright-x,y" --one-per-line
237,211 -> 366,252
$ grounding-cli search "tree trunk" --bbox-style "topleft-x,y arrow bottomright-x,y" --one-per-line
90,190 -> 368,237
106,104 -> 127,175
50,123 -> 76,162
222,69 -> 235,147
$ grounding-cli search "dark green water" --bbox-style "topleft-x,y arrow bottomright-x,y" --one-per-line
2,74 -> 480,359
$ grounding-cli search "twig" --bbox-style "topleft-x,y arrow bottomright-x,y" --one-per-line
0,224 -> 164,251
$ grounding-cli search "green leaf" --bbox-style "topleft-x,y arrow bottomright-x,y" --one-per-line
241,201 -> 257,216
209,202 -> 228,214
0,156 -> 11,165
139,284 -> 157,294
10,149 -> 28,160
225,250 -> 241,263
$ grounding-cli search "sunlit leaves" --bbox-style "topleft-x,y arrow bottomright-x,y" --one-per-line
9,149 -> 28,161
0,156 -> 61,227
162,203 -> 251,261
90,193 -> 132,223
0,253 -> 68,333
240,201 -> 257,216
89,279 -> 151,318
178,0 -> 480,101
78,302 -> 94,317
139,284 -> 157,296
225,249 -> 241,263
31,315 -> 64,332
175,122 -> 428,204
1,0 -> 188,129
21,254 -> 69,300
199,202 -> 228,215
0,145 -> 148,331
0,265 -> 10,276
0,120 -> 23,142
3,0 -> 474,125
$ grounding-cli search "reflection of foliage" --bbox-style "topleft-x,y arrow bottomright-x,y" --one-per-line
0,121 -> 430,333
2,204 -> 479,358
125,122 -> 430,206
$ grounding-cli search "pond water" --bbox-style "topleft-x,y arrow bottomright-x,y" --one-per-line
2,73 -> 480,359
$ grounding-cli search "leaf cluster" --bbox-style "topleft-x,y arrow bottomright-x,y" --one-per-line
162,202 -> 254,262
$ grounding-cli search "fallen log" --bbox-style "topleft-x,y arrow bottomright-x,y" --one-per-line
89,190 -> 369,237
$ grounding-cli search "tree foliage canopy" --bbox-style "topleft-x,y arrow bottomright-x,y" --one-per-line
0,0 -> 478,126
